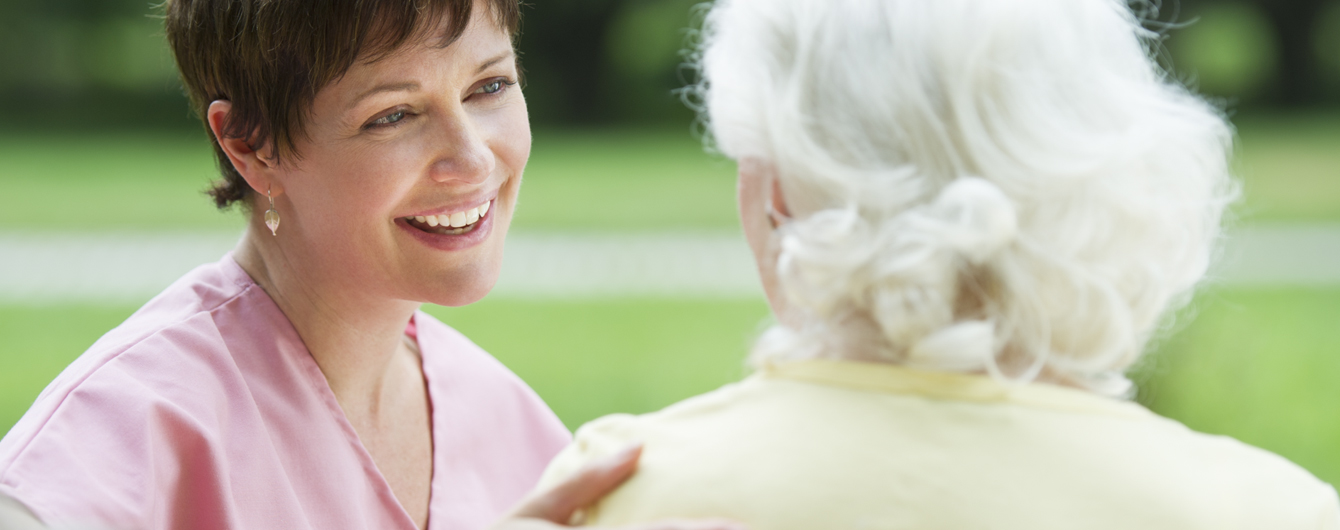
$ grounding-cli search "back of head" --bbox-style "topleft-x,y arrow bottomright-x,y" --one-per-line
695,0 -> 1237,395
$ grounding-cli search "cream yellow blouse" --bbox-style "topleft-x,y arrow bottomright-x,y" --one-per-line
540,359 -> 1339,530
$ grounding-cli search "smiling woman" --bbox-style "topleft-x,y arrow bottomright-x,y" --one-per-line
206,6 -> 530,309
0,2 -> 739,530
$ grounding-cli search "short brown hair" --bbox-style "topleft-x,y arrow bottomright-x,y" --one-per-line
165,0 -> 520,209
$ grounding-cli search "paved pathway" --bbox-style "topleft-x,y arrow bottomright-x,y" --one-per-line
0,226 -> 1337,304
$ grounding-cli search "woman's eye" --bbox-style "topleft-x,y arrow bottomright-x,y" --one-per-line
476,79 -> 515,96
370,110 -> 407,127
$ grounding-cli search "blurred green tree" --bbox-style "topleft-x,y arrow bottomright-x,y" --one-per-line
517,0 -> 699,125
1255,0 -> 1333,104
0,0 -> 188,130
1178,0 -> 1340,105
515,0 -> 625,124
0,0 -> 1336,131
1170,3 -> 1279,99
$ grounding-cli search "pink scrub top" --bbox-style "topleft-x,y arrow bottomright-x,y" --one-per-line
0,255 -> 571,530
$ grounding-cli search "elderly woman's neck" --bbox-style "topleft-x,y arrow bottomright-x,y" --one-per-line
233,226 -> 422,414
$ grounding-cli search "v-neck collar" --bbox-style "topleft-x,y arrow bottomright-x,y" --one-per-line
224,255 -> 435,530
412,311 -> 445,530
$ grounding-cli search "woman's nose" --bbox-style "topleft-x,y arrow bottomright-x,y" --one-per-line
428,116 -> 496,184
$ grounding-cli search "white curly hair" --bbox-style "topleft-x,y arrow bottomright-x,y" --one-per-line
693,0 -> 1238,396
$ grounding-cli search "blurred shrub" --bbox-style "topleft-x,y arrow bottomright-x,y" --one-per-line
1169,3 -> 1278,101
516,0 -> 699,126
1,0 -> 1337,132
0,0 -> 190,130
1318,3 -> 1340,91
608,0 -> 699,80
603,0 -> 702,123
0,16 -> 176,93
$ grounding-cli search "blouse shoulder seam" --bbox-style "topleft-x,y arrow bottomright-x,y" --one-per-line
0,283 -> 256,477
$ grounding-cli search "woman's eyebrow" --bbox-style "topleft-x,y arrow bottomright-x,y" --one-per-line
344,51 -> 513,112
348,82 -> 421,111
476,51 -> 514,74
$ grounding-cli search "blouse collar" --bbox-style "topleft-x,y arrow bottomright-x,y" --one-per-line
758,359 -> 1154,421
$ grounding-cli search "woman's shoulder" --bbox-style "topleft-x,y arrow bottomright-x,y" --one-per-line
16,257 -> 253,397
1049,398 -> 1339,522
547,373 -> 1340,530
536,380 -> 761,491
8,255 -> 278,424
0,256 -> 293,526
554,375 -> 801,448
553,372 -> 835,451
1154,425 -> 1340,528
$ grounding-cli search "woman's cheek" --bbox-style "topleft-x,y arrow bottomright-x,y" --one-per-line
480,100 -> 531,175
346,138 -> 427,204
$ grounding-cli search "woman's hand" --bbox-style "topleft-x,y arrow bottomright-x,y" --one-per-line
494,444 -> 745,530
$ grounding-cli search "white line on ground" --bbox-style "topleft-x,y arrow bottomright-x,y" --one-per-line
0,226 -> 1336,304
1209,225 -> 1340,288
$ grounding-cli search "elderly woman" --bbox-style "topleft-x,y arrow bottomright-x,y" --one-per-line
539,0 -> 1340,527
0,1 -> 740,530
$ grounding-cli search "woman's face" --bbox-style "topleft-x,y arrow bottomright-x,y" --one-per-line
270,9 -> 527,307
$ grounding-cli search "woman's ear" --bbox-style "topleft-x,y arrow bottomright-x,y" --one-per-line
739,158 -> 791,229
769,174 -> 792,220
206,100 -> 283,196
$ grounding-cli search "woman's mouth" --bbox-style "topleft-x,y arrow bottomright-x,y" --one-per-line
403,200 -> 491,235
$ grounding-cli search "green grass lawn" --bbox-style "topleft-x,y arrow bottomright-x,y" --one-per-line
0,128 -> 739,232
2,289 -> 1338,487
0,119 -> 1337,490
0,114 -> 1336,231
1232,114 -> 1340,223
1132,288 -> 1340,488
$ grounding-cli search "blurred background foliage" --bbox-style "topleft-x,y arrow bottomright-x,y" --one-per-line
0,0 -> 1338,490
0,0 -> 1339,131
1171,0 -> 1340,104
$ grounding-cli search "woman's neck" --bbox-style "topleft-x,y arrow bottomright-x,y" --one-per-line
232,224 -> 421,418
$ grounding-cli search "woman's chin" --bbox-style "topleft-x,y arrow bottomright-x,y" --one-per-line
415,271 -> 500,308
394,214 -> 510,307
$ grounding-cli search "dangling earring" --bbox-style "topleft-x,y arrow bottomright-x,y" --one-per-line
264,186 -> 281,236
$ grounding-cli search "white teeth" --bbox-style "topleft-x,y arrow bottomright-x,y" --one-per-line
409,200 -> 491,230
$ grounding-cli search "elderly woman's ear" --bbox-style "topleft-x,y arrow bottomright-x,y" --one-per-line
737,157 -> 801,327
767,176 -> 791,229
737,158 -> 791,230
